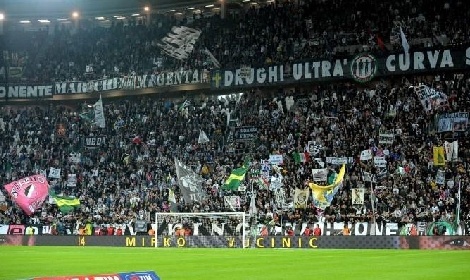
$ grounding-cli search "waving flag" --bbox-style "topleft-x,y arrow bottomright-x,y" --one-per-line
174,158 -> 207,202
308,165 -> 345,209
293,151 -> 309,163
53,196 -> 81,214
3,174 -> 49,216
94,95 -> 106,128
400,27 -> 409,53
223,162 -> 250,191
158,26 -> 201,60
198,130 -> 210,144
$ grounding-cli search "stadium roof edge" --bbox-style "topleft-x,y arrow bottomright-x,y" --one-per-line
0,0 -> 255,20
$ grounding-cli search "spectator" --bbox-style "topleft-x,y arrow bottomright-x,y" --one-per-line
313,224 -> 322,236
0,0 -> 469,237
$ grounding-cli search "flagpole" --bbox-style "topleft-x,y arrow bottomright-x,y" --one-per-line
456,178 -> 461,234
369,153 -> 377,236
370,175 -> 377,236
248,167 -> 257,248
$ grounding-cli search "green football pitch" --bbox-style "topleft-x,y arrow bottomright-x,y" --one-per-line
0,247 -> 468,280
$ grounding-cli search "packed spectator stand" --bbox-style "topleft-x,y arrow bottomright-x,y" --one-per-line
3,0 -> 470,84
0,0 -> 469,236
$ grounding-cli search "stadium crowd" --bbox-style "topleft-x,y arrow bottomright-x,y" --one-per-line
0,0 -> 469,236
2,0 -> 470,83
0,71 -> 469,235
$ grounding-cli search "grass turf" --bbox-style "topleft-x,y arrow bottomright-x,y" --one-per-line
0,247 -> 468,280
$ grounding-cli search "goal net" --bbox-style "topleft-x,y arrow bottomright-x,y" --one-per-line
154,212 -> 248,248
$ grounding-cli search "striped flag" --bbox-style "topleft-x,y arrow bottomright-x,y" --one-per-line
293,152 -> 310,163
223,163 -> 250,191
52,196 -> 80,214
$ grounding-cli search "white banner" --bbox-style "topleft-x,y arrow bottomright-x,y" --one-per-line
444,140 -> 459,161
269,154 -> 283,165
435,169 -> 445,185
374,156 -> 387,168
67,174 -> 77,187
270,175 -> 283,191
312,168 -> 328,182
436,112 -> 468,132
224,196 -> 241,210
326,157 -> 353,165
378,134 -> 394,144
48,167 -> 61,179
414,84 -> 448,112
360,149 -> 372,161
352,188 -> 365,205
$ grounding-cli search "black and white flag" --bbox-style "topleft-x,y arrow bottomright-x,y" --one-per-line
414,84 -> 448,112
174,158 -> 207,203
444,141 -> 459,161
307,141 -> 322,156
93,95 -> 106,128
224,196 -> 241,211
158,26 -> 202,60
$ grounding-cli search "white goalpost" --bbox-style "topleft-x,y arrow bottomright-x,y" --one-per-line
154,212 -> 247,248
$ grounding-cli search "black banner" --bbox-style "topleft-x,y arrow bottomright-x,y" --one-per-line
83,136 -> 106,148
0,69 -> 206,99
210,45 -> 470,89
1,235 -> 469,249
234,126 -> 258,142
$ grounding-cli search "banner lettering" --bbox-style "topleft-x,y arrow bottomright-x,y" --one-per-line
211,45 -> 470,89
0,70 -> 205,99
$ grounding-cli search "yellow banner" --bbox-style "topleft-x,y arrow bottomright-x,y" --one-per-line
433,146 -> 445,166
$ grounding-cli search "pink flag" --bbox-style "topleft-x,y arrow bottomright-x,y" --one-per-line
4,174 -> 49,216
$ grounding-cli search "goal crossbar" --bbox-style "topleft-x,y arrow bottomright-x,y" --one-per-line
154,212 -> 247,248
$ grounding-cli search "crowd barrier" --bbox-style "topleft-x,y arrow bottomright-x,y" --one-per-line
1,235 -> 468,250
